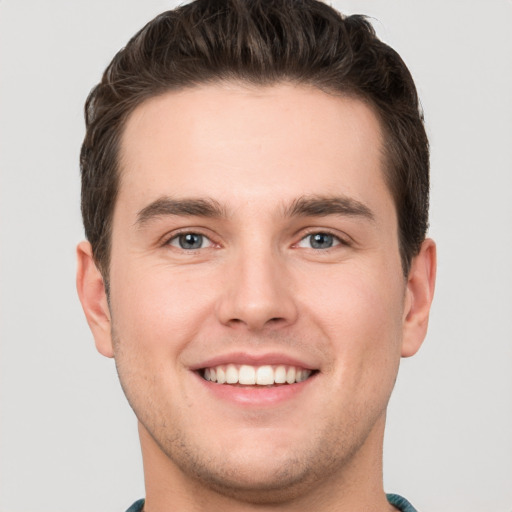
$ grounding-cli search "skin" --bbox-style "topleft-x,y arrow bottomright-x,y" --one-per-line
77,83 -> 436,512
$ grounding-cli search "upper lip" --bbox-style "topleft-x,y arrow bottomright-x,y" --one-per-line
190,352 -> 318,371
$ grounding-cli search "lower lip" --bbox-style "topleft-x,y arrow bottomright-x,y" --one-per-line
194,372 -> 317,406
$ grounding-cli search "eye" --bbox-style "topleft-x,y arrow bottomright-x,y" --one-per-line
167,232 -> 213,250
297,232 -> 341,249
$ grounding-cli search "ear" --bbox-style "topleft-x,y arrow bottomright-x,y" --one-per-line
76,241 -> 114,358
401,238 -> 437,358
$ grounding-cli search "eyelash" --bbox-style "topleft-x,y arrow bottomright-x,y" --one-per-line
295,230 -> 351,250
162,229 -> 351,252
164,230 -> 216,250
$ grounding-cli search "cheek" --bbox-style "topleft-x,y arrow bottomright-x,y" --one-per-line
107,262 -> 220,421
109,261 -> 218,358
318,271 -> 405,426
302,265 -> 405,368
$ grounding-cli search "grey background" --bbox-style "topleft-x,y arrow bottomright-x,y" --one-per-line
1,1 -> 511,511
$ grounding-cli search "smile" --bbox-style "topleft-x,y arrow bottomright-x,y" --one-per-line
202,364 -> 314,386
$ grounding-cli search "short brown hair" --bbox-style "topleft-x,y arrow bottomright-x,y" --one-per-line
80,0 -> 429,278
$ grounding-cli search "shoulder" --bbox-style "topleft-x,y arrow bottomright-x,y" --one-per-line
125,498 -> 145,512
387,493 -> 419,512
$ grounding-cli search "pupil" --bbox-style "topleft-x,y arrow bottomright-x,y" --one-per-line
179,233 -> 202,249
311,233 -> 333,249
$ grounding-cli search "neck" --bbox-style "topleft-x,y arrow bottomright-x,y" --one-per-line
139,414 -> 395,512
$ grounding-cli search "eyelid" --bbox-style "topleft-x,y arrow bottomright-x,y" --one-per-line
157,227 -> 353,250
294,228 -> 353,248
160,228 -> 219,249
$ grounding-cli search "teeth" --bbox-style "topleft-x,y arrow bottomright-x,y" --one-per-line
239,365 -> 256,385
256,365 -> 274,385
216,366 -> 226,384
286,366 -> 296,384
274,365 -> 287,384
202,364 -> 313,386
226,364 -> 238,384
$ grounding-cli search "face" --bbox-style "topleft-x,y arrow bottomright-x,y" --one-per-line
78,83 -> 434,503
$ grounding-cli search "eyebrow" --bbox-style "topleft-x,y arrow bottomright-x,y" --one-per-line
135,197 -> 226,226
135,194 -> 375,227
284,195 -> 375,221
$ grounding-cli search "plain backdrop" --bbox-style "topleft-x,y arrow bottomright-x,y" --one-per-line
1,1 -> 511,511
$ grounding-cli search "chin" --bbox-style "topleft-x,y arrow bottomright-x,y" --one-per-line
160,426 -> 352,505
184,455 -> 318,505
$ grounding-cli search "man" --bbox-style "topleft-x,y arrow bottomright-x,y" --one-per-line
76,0 -> 436,510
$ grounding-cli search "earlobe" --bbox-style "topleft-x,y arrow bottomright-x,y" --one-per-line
76,241 -> 114,358
401,238 -> 437,358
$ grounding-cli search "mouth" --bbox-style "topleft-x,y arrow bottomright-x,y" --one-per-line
200,364 -> 317,386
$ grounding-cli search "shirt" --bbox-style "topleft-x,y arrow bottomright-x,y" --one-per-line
126,493 -> 418,511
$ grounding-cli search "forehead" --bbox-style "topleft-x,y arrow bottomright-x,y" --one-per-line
117,83 -> 391,216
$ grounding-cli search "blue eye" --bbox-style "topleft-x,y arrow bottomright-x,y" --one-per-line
169,233 -> 209,250
298,232 -> 340,249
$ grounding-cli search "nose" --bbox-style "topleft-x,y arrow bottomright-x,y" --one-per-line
216,245 -> 298,332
